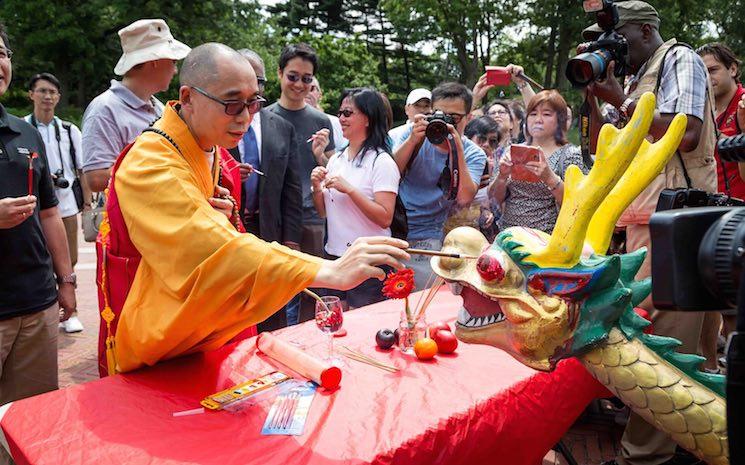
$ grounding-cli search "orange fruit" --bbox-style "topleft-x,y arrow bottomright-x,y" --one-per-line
414,337 -> 438,360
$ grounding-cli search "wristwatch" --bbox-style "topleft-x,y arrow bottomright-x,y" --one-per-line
618,98 -> 635,119
58,273 -> 77,288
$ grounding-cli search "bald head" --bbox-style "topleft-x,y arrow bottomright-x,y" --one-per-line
180,42 -> 251,88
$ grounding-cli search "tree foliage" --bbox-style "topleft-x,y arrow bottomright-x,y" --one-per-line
0,0 -> 737,121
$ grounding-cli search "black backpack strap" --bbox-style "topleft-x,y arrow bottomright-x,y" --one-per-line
61,121 -> 78,171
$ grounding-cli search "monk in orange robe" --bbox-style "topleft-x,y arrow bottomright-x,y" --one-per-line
110,43 -> 409,372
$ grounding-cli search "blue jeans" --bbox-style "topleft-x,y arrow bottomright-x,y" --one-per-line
284,295 -> 301,326
405,238 -> 444,291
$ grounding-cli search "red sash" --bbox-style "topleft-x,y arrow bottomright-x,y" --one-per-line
96,145 -> 253,377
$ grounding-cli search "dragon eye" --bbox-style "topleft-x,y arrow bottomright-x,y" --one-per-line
476,254 -> 505,282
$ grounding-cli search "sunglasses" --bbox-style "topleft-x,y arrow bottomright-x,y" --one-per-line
257,76 -> 267,88
191,86 -> 266,116
285,73 -> 314,84
338,109 -> 356,118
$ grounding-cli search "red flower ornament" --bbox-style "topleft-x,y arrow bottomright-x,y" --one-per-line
383,268 -> 415,300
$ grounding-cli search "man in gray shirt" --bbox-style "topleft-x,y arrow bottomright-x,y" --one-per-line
82,19 -> 189,193
266,43 -> 335,324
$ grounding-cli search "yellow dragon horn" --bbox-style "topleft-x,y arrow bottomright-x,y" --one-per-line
526,92 -> 656,269
586,112 -> 687,253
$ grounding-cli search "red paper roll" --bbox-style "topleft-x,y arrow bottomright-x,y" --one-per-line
256,332 -> 341,390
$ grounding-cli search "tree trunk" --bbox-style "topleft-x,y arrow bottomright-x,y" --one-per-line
400,41 -> 411,91
554,17 -> 573,90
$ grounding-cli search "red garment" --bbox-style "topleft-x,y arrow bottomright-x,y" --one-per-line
96,144 -> 254,377
715,83 -> 745,199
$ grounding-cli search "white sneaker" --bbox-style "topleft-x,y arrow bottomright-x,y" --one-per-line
61,315 -> 84,333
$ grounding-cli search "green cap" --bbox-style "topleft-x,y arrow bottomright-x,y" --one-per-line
582,1 -> 660,40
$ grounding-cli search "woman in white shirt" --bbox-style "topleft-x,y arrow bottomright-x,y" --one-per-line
311,88 -> 401,309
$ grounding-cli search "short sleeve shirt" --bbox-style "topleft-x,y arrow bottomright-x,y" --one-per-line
323,148 -> 400,256
391,125 -> 486,240
628,45 -> 708,121
0,104 -> 59,318
82,80 -> 163,172
496,144 -> 589,233
24,115 -> 83,217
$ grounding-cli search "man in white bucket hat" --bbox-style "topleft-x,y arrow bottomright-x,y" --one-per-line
82,19 -> 190,194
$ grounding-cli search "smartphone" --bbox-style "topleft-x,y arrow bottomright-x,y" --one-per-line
509,144 -> 541,183
485,66 -> 511,86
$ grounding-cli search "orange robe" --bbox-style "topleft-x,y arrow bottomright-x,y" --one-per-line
113,102 -> 321,372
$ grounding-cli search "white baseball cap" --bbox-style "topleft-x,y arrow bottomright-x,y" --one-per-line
114,19 -> 191,76
406,88 -> 432,106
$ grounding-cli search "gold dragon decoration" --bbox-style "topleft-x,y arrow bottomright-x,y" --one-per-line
431,92 -> 728,465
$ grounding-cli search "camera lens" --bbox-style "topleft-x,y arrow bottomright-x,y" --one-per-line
53,169 -> 70,189
566,50 -> 610,87
426,120 -> 449,145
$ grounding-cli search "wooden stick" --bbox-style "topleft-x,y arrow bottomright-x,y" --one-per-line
340,346 -> 398,372
517,72 -> 545,90
405,248 -> 479,260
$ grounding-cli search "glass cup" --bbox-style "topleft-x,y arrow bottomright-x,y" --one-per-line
315,296 -> 344,365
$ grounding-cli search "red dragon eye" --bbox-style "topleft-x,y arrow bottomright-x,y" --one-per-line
476,254 -> 505,282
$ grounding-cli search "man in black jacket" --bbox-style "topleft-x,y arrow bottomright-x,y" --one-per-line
230,48 -> 303,331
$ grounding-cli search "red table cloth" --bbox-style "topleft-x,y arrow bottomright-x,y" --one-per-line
0,288 -> 608,465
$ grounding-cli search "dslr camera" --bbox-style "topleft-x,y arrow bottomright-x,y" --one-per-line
650,133 -> 745,462
425,110 -> 455,145
566,0 -> 629,87
53,169 -> 70,189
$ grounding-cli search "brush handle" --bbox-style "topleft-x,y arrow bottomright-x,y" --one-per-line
405,248 -> 478,260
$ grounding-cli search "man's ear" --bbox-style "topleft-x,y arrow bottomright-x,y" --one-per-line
277,68 -> 282,80
730,64 -> 739,79
179,85 -> 192,108
640,23 -> 655,42
28,90 -> 34,101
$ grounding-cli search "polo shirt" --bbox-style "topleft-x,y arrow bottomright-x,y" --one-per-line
82,80 -> 164,172
715,83 -> 745,199
0,104 -> 59,318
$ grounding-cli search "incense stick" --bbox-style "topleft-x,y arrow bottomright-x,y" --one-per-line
405,248 -> 478,260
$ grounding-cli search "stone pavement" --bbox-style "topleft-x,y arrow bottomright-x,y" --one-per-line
59,229 -> 624,465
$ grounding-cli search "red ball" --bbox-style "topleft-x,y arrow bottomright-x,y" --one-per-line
433,330 -> 458,354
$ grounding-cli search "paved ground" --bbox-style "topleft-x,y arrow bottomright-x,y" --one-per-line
59,228 -> 624,465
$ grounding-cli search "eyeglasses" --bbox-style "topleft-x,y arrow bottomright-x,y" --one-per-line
430,110 -> 466,125
477,135 -> 500,149
285,73 -> 314,84
191,86 -> 266,116
257,76 -> 266,88
34,89 -> 59,96
338,109 -> 356,118
0,48 -> 12,60
488,109 -> 510,117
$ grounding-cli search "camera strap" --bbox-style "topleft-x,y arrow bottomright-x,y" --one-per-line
445,135 -> 460,201
579,96 -> 594,169
30,114 -> 69,182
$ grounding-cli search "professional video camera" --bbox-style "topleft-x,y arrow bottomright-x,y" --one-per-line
650,133 -> 745,461
425,111 -> 455,145
566,0 -> 629,87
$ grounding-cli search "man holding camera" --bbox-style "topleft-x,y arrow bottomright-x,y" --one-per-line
24,73 -> 88,333
584,2 -> 716,465
392,82 -> 486,290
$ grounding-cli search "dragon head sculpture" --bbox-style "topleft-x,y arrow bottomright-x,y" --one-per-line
433,92 -> 688,371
